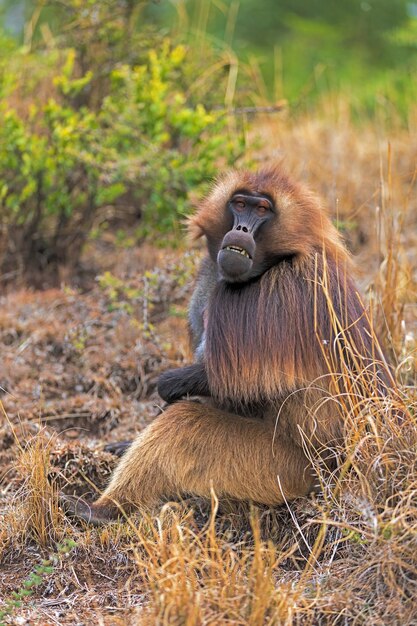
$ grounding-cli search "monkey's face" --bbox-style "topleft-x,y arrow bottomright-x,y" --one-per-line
217,192 -> 274,283
189,167 -> 342,285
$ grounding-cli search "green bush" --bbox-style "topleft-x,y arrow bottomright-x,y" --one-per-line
0,8 -> 241,284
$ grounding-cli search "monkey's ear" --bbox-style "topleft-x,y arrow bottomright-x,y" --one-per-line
186,214 -> 204,240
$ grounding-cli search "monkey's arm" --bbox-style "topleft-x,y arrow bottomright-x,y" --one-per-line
157,363 -> 210,403
188,256 -> 217,358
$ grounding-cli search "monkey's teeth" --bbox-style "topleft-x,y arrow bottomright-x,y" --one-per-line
225,246 -> 250,259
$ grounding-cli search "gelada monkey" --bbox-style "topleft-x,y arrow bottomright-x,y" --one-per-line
63,166 -> 390,524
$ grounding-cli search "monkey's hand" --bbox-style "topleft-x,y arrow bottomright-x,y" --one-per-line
157,363 -> 210,403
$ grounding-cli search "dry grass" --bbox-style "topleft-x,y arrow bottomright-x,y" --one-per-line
1,106 -> 417,624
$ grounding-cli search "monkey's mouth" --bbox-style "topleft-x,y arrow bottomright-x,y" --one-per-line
223,245 -> 252,260
218,232 -> 255,282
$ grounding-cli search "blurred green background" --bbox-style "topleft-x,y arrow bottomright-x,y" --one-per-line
149,0 -> 417,115
2,0 -> 416,112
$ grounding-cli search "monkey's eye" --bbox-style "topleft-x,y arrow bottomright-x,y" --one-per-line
234,198 -> 246,211
256,204 -> 269,216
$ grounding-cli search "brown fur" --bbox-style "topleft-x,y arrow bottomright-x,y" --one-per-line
205,256 -> 388,398
87,165 -> 389,520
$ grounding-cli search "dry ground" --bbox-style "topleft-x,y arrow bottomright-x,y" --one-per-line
1,112 -> 417,625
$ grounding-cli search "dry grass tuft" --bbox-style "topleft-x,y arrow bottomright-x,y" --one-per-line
13,428 -> 64,547
132,499 -> 302,626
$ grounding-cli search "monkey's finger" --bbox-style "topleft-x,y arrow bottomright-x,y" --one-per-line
103,441 -> 132,457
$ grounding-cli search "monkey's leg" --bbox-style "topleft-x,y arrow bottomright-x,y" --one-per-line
64,401 -> 315,523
